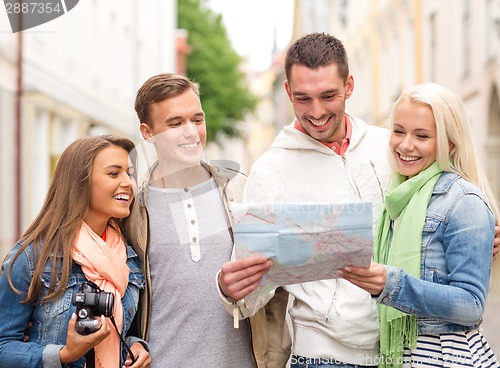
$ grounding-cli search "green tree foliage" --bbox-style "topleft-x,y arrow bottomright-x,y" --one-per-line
178,0 -> 257,142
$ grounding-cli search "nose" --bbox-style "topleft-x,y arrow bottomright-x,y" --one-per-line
182,122 -> 199,137
399,135 -> 414,152
309,99 -> 327,120
120,173 -> 133,188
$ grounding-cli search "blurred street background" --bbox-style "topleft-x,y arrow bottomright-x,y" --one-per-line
483,294 -> 500,351
1,0 -> 499,355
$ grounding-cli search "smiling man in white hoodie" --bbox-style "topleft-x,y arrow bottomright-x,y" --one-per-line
218,32 -> 391,368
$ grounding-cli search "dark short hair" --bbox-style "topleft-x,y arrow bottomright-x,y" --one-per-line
285,32 -> 349,83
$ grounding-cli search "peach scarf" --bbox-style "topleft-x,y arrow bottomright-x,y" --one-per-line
72,221 -> 130,368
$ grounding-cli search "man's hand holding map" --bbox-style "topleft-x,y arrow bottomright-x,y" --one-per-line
231,202 -> 373,294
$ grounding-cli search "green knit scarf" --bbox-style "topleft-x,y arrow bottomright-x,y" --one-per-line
374,161 -> 443,368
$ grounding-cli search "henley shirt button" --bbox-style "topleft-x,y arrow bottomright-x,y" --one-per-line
184,188 -> 189,192
191,219 -> 195,225
229,197 -> 234,201
187,203 -> 192,208
192,237 -> 197,242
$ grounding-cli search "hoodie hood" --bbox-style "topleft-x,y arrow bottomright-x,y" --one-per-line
270,113 -> 368,155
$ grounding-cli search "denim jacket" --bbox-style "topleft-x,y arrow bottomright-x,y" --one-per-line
0,241 -> 146,368
377,172 -> 495,334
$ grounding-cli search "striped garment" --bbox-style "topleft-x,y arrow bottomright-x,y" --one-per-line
402,330 -> 499,368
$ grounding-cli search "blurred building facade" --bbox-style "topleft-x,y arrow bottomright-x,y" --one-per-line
205,55 -> 293,175
0,0 -> 177,258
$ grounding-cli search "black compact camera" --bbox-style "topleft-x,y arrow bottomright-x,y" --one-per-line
71,281 -> 114,335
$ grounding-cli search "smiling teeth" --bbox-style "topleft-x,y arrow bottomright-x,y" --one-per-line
179,143 -> 198,148
114,194 -> 130,200
311,120 -> 327,127
400,154 -> 419,161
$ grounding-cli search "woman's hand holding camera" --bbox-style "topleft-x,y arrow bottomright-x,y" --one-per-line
123,342 -> 152,368
59,313 -> 111,364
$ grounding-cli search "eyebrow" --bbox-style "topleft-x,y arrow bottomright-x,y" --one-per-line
393,124 -> 434,134
165,111 -> 205,123
105,164 -> 124,170
292,88 -> 339,96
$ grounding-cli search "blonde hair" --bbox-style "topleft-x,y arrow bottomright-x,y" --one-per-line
388,83 -> 500,292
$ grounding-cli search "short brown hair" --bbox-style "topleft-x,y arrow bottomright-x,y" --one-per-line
285,33 -> 350,83
134,73 -> 200,126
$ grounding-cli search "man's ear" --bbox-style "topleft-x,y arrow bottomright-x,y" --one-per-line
284,80 -> 293,102
140,123 -> 154,142
345,75 -> 354,99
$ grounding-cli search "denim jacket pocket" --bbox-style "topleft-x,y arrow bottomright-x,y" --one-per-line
37,273 -> 80,345
40,272 -> 78,318
422,217 -> 446,284
422,217 -> 440,253
422,217 -> 440,233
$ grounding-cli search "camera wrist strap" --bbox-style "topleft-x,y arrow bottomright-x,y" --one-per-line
83,317 -> 136,367
85,348 -> 95,368
110,315 -> 137,365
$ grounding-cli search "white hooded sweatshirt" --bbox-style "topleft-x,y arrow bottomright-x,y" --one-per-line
242,115 -> 391,365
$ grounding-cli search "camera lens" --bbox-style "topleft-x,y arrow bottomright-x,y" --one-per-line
97,291 -> 114,317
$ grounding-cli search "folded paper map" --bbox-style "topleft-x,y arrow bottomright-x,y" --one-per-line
232,202 -> 373,292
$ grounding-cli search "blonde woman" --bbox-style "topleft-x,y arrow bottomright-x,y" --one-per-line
340,83 -> 499,368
